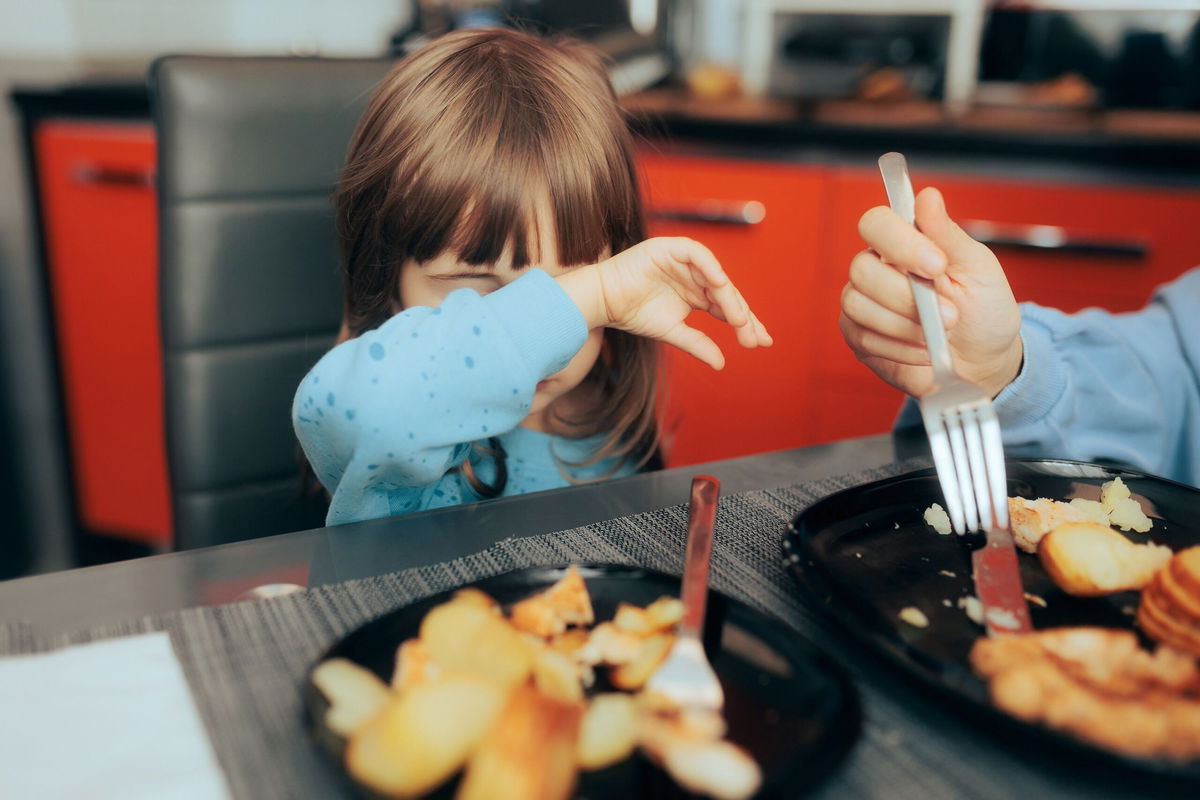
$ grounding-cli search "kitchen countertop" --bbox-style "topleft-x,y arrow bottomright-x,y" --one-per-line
624,87 -> 1200,186
15,78 -> 1200,187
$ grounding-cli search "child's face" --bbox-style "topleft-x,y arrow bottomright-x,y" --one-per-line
397,222 -> 605,432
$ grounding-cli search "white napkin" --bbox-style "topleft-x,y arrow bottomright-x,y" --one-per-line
0,631 -> 232,800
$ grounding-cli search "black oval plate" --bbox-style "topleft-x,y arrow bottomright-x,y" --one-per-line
304,564 -> 862,799
783,458 -> 1200,782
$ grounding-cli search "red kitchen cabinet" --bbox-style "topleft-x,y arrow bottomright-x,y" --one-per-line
34,120 -> 172,546
639,152 -> 828,466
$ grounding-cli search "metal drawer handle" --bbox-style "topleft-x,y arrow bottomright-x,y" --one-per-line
962,220 -> 1148,260
649,200 -> 765,226
73,163 -> 155,188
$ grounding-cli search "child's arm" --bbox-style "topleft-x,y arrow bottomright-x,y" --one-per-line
293,269 -> 586,521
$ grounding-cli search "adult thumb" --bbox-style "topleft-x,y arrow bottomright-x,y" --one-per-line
914,187 -> 982,268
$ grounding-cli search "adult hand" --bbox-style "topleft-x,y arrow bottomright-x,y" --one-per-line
839,187 -> 1023,398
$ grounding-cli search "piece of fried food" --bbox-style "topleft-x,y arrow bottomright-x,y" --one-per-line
610,633 -> 674,691
1008,496 -> 1091,553
613,597 -> 685,636
576,693 -> 638,770
1137,548 -> 1200,658
510,566 -> 595,638
419,593 -> 532,687
1101,476 -> 1153,533
456,684 -> 582,800
346,673 -> 508,798
970,628 -> 1200,760
392,638 -> 440,692
1039,521 -> 1170,596
1170,546 -> 1200,599
312,657 -> 391,737
639,707 -> 760,800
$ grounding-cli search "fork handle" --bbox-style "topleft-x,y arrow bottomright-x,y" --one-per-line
878,153 -> 956,384
680,475 -> 720,640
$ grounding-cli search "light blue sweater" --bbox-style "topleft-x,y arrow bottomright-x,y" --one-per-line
294,269 -> 636,525
899,268 -> 1200,486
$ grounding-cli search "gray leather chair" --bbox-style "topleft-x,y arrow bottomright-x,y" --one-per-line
151,56 -> 393,550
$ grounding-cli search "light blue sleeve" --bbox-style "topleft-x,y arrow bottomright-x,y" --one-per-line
993,271 -> 1200,484
894,269 -> 1200,485
293,268 -> 588,523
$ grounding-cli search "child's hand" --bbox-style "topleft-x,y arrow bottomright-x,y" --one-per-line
560,237 -> 772,370
839,187 -> 1024,398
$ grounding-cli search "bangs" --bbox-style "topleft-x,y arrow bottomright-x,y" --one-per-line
377,32 -> 642,271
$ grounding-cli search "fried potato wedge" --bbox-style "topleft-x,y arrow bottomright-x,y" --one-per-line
420,597 -> 532,687
613,597 -> 684,636
346,673 -> 507,798
511,566 -> 595,638
312,658 -> 391,737
576,693 -> 637,770
534,648 -> 584,705
658,738 -> 761,800
457,684 -> 582,800
1040,521 -> 1170,596
392,638 -> 440,692
610,633 -> 673,691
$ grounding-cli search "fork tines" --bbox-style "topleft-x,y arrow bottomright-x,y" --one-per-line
925,397 -> 1009,536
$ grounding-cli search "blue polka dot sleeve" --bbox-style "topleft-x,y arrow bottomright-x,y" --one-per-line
293,268 -> 588,525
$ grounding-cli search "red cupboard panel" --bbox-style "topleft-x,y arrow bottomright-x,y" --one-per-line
638,152 -> 828,465
35,120 -> 171,545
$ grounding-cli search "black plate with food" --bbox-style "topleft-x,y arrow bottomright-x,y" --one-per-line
304,564 -> 861,799
783,458 -> 1200,782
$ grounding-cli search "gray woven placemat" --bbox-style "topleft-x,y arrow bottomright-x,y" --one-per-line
0,463 -> 1171,800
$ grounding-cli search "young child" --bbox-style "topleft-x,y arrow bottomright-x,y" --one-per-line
294,28 -> 771,525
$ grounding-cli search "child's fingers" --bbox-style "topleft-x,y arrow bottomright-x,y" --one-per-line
750,310 -> 773,347
663,238 -> 751,326
660,322 -> 726,371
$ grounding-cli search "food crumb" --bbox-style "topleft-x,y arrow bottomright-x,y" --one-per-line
937,570 -> 956,578
893,522 -> 900,529
1024,592 -> 1048,608
899,607 -> 929,628
923,503 -> 952,535
942,598 -> 952,608
1121,606 -> 1135,616
855,552 -> 862,559
957,596 -> 984,626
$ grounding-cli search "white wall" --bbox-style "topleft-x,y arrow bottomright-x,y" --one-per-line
0,0 -> 411,60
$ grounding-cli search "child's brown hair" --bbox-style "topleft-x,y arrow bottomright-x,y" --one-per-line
334,27 -> 661,494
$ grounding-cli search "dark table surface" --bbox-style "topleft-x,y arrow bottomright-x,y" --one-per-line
0,432 -> 915,639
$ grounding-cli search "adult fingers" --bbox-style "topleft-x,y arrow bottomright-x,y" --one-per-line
838,311 -> 932,367
847,250 -> 959,328
857,205 -> 947,280
914,187 -> 984,267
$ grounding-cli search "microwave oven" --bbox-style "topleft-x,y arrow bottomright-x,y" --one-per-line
740,0 -> 985,111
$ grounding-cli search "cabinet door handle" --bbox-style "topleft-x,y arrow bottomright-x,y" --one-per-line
73,163 -> 155,188
962,220 -> 1148,260
649,200 -> 766,226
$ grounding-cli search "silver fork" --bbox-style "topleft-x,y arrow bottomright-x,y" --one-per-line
878,153 -> 1031,636
645,475 -> 724,711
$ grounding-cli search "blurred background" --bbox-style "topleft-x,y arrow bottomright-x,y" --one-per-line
3,0 -> 1200,581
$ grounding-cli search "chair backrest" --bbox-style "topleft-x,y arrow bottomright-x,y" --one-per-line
151,56 -> 393,550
